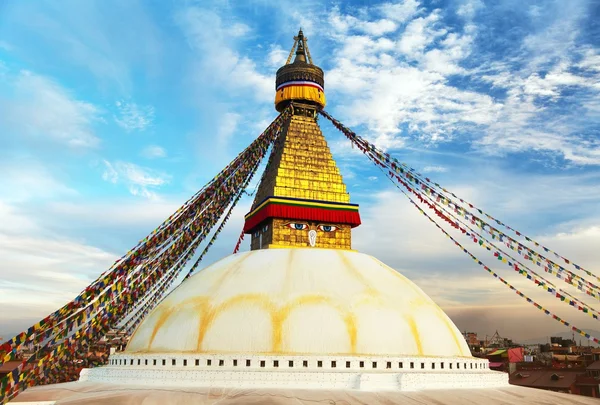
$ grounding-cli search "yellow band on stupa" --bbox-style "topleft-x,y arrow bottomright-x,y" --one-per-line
275,82 -> 326,108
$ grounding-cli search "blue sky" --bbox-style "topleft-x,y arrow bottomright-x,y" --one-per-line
1,0 -> 599,342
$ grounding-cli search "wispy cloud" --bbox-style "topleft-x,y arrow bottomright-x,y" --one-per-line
1,1 -> 165,94
114,100 -> 155,132
141,145 -> 167,159
102,160 -> 170,199
217,112 -> 241,148
0,159 -> 77,203
267,45 -> 288,68
422,165 -> 448,173
175,6 -> 272,103
0,70 -> 101,148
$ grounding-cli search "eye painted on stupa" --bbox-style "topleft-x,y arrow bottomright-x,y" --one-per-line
318,225 -> 338,232
286,222 -> 309,230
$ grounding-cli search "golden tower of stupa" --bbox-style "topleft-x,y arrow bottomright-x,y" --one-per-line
244,29 -> 361,251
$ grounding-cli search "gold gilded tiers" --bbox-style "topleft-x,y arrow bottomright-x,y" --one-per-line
250,109 -> 354,251
253,115 -> 349,205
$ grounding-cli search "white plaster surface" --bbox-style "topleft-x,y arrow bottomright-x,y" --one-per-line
80,353 -> 507,391
11,382 -> 599,405
126,249 -> 471,357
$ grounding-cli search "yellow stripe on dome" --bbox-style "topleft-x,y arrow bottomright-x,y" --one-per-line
274,84 -> 326,107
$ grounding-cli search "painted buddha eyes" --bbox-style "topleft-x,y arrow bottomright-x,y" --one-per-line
287,223 -> 308,230
318,225 -> 337,232
285,223 -> 337,232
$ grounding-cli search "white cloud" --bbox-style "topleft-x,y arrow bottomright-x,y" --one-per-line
101,160 -> 170,199
176,7 -> 272,103
227,22 -> 251,37
2,1 -> 164,94
398,11 -> 445,58
378,0 -> 422,24
0,159 -> 78,203
328,8 -> 398,37
456,0 -> 484,20
114,100 -> 155,132
422,165 -> 447,173
0,232 -> 117,333
141,145 -> 167,159
217,112 -> 241,147
578,48 -> 600,72
101,160 -> 119,183
0,70 -> 101,148
267,45 -> 288,68
0,182 -> 118,336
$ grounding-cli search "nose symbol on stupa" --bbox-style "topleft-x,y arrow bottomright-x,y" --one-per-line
308,230 -> 317,247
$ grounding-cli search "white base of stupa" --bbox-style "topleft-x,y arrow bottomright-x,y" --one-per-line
79,353 -> 508,391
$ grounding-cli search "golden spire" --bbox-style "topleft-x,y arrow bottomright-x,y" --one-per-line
243,31 -> 360,250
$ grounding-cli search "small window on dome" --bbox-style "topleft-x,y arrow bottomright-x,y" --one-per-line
317,361 -> 323,368
219,359 -> 224,366
303,360 -> 308,368
172,359 -> 176,366
289,360 -> 294,367
137,359 -> 140,365
432,363 -> 435,369
274,360 -> 279,367
386,362 -> 391,369
346,361 -> 351,368
246,359 -> 251,367
183,359 -> 187,366
470,363 -> 473,369
195,359 -> 199,366
399,362 -> 403,369
260,360 -> 265,368
464,363 -> 467,369
457,363 -> 460,369
233,360 -> 238,367
449,363 -> 452,369
372,361 -> 377,369
331,361 -> 336,368
145,359 -> 148,366
421,363 -> 425,369
441,362 -> 444,369
162,359 -> 166,366
359,361 -> 364,368
207,359 -> 212,366
410,362 -> 414,369
153,359 -> 157,366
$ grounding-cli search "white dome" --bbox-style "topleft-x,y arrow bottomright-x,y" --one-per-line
127,249 -> 471,357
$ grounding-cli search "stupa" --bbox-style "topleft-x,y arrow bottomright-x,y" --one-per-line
11,30 -> 596,405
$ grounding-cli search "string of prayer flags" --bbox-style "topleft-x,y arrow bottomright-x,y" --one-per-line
319,109 -> 598,288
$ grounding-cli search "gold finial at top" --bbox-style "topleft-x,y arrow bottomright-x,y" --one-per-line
285,29 -> 313,65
